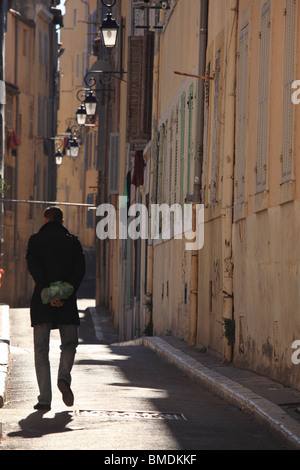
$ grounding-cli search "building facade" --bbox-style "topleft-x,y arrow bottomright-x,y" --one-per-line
19,0 -> 300,391
0,0 -> 61,306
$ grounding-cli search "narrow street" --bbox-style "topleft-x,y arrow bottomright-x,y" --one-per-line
0,300 -> 289,452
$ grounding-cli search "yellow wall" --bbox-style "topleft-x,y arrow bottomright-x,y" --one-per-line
57,0 -> 98,247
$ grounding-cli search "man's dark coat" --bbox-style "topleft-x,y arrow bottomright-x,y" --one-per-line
26,221 -> 86,328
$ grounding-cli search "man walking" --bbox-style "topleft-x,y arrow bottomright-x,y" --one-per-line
26,206 -> 85,411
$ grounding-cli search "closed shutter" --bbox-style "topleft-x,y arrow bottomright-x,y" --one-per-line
281,0 -> 297,182
108,133 -> 120,194
237,25 -> 249,203
210,51 -> 221,204
174,106 -> 179,203
169,111 -> 174,205
38,94 -> 42,136
87,194 -> 94,228
151,131 -> 159,203
157,125 -> 165,205
127,32 -> 154,143
256,1 -> 271,192
187,84 -> 194,197
202,63 -> 210,204
179,91 -> 186,206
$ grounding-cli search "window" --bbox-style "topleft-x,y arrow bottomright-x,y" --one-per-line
179,92 -> 186,206
29,102 -> 34,138
210,50 -> 221,204
169,110 -> 174,206
108,133 -> 120,194
236,25 -> 249,204
6,95 -> 13,129
157,124 -> 165,205
87,194 -> 94,228
202,63 -> 211,204
23,28 -> 27,56
187,84 -> 194,197
38,94 -> 41,135
44,34 -> 49,65
39,30 -> 43,62
73,8 -> 77,29
256,1 -> 271,192
4,166 -> 14,212
174,106 -> 179,204
281,0 -> 297,182
76,54 -> 79,80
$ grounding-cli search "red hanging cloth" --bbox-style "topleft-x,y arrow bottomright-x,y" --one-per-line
8,130 -> 21,150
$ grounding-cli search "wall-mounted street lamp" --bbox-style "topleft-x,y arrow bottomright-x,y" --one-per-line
55,149 -> 64,166
75,69 -> 116,125
69,137 -> 80,159
57,121 -> 81,160
84,90 -> 98,116
76,103 -> 87,126
100,0 -> 119,49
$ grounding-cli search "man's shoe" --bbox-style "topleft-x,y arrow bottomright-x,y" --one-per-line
34,403 -> 51,411
58,380 -> 74,407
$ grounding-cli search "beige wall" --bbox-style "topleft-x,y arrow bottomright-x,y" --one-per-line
231,0 -> 300,388
57,0 -> 97,247
151,0 -> 201,342
1,8 -> 53,306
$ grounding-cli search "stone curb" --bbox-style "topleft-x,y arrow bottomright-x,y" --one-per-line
114,336 -> 300,450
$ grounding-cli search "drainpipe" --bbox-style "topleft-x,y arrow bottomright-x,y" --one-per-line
188,0 -> 208,347
145,15 -> 162,336
13,15 -> 19,307
223,0 -> 239,362
0,0 -> 5,261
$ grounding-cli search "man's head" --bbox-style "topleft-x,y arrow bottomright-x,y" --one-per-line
44,206 -> 64,224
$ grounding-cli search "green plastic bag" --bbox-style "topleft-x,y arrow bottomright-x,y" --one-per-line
41,281 -> 74,305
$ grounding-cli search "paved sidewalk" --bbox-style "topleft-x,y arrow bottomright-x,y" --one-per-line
89,305 -> 300,450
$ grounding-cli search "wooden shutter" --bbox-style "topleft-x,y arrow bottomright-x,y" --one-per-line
210,51 -> 221,204
187,84 -> 194,197
108,133 -> 120,194
256,1 -> 271,192
237,25 -> 249,203
157,124 -> 165,205
151,131 -> 159,203
169,111 -> 174,205
179,91 -> 186,206
127,32 -> 154,143
174,105 -> 179,203
281,0 -> 297,182
202,63 -> 210,204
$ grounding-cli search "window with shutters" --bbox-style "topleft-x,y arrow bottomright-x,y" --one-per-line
163,120 -> 168,203
174,106 -> 179,203
179,91 -> 186,206
256,1 -> 271,193
157,124 -> 165,205
187,84 -> 194,197
169,111 -> 174,206
202,63 -> 211,204
127,33 -> 154,143
210,51 -> 221,204
151,131 -> 159,204
108,133 -> 120,194
281,0 -> 297,183
236,25 -> 249,204
87,194 -> 94,228
39,30 -> 43,62
38,94 -> 42,136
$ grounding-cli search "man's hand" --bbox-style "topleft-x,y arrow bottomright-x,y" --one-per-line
50,298 -> 64,307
